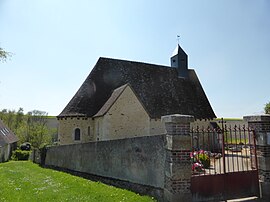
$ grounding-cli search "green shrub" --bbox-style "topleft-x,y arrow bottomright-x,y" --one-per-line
12,149 -> 31,161
198,153 -> 210,168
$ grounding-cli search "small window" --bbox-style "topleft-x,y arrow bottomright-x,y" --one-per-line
74,128 -> 81,141
88,126 -> 90,136
1,129 -> 6,136
173,59 -> 176,63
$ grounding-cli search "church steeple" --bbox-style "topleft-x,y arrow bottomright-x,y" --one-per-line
170,44 -> 188,78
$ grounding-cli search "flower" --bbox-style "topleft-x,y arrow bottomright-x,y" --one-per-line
192,162 -> 204,172
190,149 -> 210,171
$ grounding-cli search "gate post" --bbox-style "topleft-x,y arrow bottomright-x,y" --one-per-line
244,115 -> 270,200
161,114 -> 194,202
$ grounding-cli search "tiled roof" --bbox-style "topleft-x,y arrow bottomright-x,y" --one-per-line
58,57 -> 216,119
0,119 -> 19,147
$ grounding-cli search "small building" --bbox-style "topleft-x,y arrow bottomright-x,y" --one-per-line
57,44 -> 216,145
0,119 -> 19,162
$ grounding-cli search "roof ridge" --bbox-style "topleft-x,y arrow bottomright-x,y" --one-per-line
98,57 -> 171,69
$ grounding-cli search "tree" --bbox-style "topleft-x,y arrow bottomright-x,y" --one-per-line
0,47 -> 12,62
25,110 -> 52,148
0,108 -> 54,148
14,108 -> 24,135
265,102 -> 270,114
0,109 -> 16,129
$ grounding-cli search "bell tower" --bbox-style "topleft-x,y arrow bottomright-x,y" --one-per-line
170,44 -> 188,78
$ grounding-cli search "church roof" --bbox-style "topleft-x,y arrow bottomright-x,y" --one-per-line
0,119 -> 18,147
58,57 -> 216,119
171,44 -> 187,57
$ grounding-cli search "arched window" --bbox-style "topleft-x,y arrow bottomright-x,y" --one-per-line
74,128 -> 81,141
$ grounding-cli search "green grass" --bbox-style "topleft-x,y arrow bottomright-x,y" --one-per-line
0,161 -> 155,202
225,138 -> 249,144
215,118 -> 243,121
45,116 -> 56,119
224,134 -> 249,144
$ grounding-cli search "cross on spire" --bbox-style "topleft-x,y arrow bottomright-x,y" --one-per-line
177,35 -> 180,44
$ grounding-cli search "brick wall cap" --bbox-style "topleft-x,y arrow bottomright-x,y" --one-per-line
161,114 -> 194,124
243,115 -> 270,122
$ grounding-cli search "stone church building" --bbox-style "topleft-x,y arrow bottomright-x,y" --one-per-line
57,45 -> 216,145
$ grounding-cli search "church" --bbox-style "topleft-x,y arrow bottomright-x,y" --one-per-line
57,44 -> 216,145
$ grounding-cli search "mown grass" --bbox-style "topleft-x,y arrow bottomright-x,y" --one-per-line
225,138 -> 249,144
0,161 -> 155,202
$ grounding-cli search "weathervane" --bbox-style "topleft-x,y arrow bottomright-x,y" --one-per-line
177,35 -> 180,44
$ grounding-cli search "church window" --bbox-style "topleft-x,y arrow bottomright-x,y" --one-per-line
88,126 -> 90,136
74,128 -> 81,141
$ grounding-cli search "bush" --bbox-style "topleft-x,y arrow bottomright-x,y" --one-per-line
198,153 -> 210,169
12,149 -> 31,161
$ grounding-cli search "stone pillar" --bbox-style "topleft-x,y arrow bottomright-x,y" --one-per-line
244,115 -> 270,200
161,114 -> 194,202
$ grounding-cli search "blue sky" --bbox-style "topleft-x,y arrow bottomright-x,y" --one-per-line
0,0 -> 269,118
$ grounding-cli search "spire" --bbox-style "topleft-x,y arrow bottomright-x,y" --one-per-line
170,43 -> 188,78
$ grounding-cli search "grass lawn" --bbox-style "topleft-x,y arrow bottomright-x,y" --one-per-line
0,161 -> 156,202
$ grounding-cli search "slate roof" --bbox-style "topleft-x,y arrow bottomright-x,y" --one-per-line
171,44 -> 186,57
58,57 -> 216,119
0,119 -> 19,147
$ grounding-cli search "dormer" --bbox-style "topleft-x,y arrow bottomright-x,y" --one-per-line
170,44 -> 188,78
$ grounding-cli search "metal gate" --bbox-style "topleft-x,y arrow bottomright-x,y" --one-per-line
190,119 -> 260,201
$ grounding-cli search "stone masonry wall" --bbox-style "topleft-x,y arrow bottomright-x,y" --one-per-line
162,114 -> 194,202
45,134 -> 165,199
100,85 -> 150,140
58,117 -> 95,145
244,115 -> 270,200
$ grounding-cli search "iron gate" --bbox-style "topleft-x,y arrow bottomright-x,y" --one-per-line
190,119 -> 260,201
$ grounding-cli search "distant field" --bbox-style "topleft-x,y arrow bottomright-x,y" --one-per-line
0,161 -> 155,202
46,116 -> 57,119
215,118 -> 243,121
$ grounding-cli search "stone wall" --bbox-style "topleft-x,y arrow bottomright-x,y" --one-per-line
244,115 -> 270,200
150,119 -> 166,135
46,114 -> 269,201
45,114 -> 197,201
0,144 -> 9,162
45,134 -> 165,199
58,85 -> 159,144
58,117 -> 95,145
98,85 -> 150,140
162,114 -> 193,202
